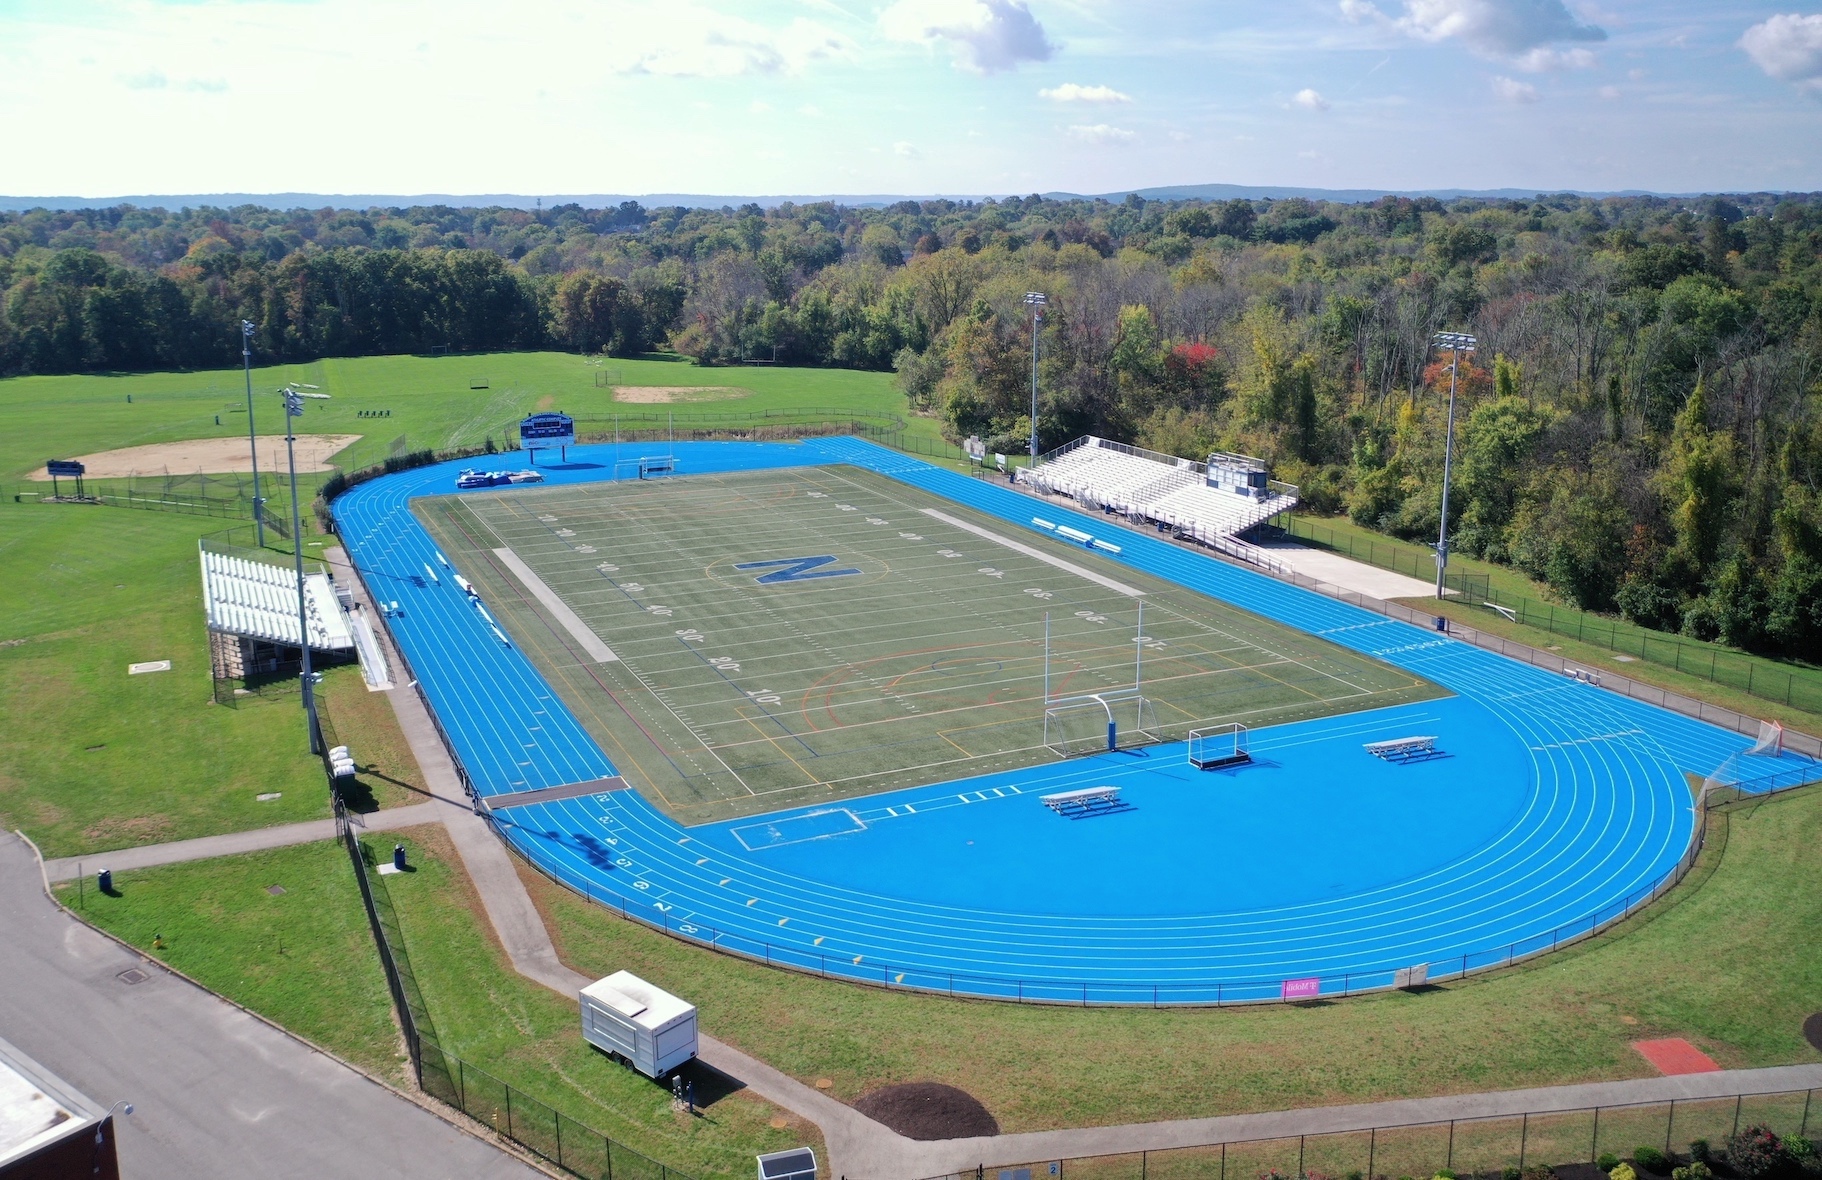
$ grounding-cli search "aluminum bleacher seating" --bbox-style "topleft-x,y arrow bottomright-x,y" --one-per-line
199,549 -> 355,652
1024,437 -> 1299,545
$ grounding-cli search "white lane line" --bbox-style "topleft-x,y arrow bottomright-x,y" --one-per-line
919,508 -> 1146,599
490,546 -> 620,663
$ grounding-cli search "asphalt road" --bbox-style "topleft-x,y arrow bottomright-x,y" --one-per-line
0,832 -> 543,1180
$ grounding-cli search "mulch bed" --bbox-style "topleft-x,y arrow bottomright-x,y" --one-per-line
853,1082 -> 1000,1140
1552,1164 -> 1613,1180
1805,1011 -> 1822,1053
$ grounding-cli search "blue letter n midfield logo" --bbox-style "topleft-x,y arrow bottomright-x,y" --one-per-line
734,555 -> 861,585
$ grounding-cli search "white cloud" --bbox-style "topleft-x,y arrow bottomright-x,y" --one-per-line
1740,13 -> 1822,91
798,103 -> 823,116
1066,123 -> 1136,145
1514,46 -> 1596,71
121,68 -> 226,93
881,0 -> 1055,74
749,100 -> 775,114
1344,0 -> 1605,55
616,13 -> 855,77
1292,87 -> 1331,110
1598,83 -> 1620,99
1492,74 -> 1540,102
1038,82 -> 1132,103
894,140 -> 921,157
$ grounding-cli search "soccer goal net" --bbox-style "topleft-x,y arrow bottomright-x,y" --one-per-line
1188,723 -> 1252,770
1747,719 -> 1784,757
1043,692 -> 1158,758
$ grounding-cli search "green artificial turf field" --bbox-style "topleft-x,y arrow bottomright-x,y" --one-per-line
418,465 -> 1442,821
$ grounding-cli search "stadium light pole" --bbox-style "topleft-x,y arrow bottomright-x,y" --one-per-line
1430,331 -> 1477,600
242,320 -> 265,547
1024,292 -> 1047,462
280,383 -> 321,754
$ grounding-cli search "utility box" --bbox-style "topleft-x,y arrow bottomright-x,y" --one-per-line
580,971 -> 697,1079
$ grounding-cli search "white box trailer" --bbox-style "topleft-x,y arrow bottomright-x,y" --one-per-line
579,971 -> 698,1078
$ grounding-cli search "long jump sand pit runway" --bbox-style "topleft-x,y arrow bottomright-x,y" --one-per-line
32,434 -> 361,479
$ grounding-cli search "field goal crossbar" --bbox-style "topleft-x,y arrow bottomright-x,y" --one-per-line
1043,689 -> 1158,758
1188,723 -> 1252,770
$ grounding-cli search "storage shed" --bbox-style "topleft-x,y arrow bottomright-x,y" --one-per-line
579,971 -> 698,1078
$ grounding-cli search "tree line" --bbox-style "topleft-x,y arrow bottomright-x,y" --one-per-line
3,189 -> 1821,660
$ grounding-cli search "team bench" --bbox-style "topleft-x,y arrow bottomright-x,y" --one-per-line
1363,735 -> 1442,763
1040,785 -> 1127,818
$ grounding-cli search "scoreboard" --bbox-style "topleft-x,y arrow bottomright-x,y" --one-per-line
519,412 -> 576,459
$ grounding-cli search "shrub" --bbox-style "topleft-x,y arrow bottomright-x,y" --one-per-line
1436,1171 -> 1458,1180
1635,1147 -> 1671,1173
1504,1169 -> 1523,1180
1599,1155 -> 1623,1173
1612,1163 -> 1639,1180
1673,1163 -> 1714,1180
1726,1125 -> 1794,1180
1787,1138 -> 1815,1162
1691,1140 -> 1712,1163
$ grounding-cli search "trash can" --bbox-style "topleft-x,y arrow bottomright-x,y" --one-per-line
98,868 -> 112,893
392,844 -> 407,871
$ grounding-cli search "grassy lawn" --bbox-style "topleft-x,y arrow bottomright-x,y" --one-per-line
318,664 -> 429,812
527,785 -> 1822,1134
0,504 -> 335,856
0,352 -> 919,485
55,838 -> 407,1083
1290,513 -> 1822,731
369,823 -> 824,1178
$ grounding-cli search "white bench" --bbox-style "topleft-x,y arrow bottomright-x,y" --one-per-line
1040,785 -> 1125,818
1364,736 -> 1441,763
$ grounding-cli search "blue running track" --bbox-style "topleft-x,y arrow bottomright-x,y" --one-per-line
333,437 -> 1808,1003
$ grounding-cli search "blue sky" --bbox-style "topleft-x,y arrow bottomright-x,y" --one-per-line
1,0 -> 1818,197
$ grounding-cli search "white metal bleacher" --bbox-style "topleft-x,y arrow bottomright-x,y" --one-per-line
199,550 -> 354,652
1024,437 -> 1298,544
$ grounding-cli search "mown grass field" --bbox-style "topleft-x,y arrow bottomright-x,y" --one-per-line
69,825 -> 823,1178
527,784 -> 1822,1133
0,505 -> 330,855
0,351 -> 914,485
56,838 -> 407,1081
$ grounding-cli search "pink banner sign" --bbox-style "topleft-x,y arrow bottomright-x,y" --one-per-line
1281,977 -> 1321,1000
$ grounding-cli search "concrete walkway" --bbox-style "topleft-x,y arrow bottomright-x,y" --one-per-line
889,1063 -> 1822,1179
42,801 -> 444,882
0,832 -> 542,1180
1259,539 -> 1439,600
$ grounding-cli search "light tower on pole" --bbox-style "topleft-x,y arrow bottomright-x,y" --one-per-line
1024,292 -> 1047,462
280,382 -> 322,753
242,320 -> 265,547
1430,331 -> 1477,600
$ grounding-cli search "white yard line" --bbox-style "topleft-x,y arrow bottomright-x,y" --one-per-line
490,546 -> 620,664
919,508 -> 1147,598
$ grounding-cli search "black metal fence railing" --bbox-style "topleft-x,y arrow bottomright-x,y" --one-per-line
322,704 -> 698,1180
1290,516 -> 1822,716
900,1087 -> 1818,1180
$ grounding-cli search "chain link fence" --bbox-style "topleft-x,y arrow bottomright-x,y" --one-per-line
906,1088 -> 1817,1180
1289,517 -> 1822,716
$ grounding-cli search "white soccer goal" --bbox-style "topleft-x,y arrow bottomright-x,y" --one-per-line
1747,719 -> 1784,757
1043,691 -> 1158,758
1188,723 -> 1252,770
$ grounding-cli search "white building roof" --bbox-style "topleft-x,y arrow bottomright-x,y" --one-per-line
582,971 -> 695,1031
